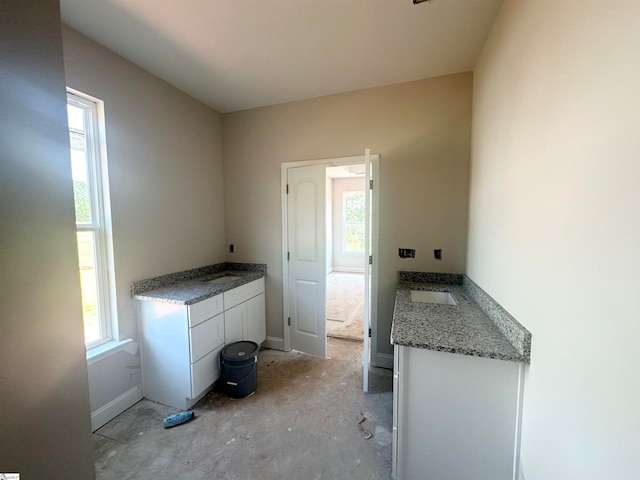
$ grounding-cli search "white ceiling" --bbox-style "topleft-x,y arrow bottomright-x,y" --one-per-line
60,0 -> 503,113
327,164 -> 366,179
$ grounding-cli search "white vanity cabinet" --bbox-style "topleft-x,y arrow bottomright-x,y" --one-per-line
138,294 -> 225,410
393,346 -> 524,480
138,276 -> 266,410
223,278 -> 266,345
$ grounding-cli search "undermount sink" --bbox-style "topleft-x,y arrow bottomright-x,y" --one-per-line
205,275 -> 242,285
410,290 -> 457,306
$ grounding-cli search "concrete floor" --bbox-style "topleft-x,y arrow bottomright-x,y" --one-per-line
326,272 -> 364,341
94,338 -> 393,480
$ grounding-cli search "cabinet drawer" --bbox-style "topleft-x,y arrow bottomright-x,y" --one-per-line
224,277 -> 264,310
188,294 -> 223,327
190,313 -> 224,363
190,345 -> 222,399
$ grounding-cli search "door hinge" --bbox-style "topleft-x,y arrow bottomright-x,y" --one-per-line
369,179 -> 373,190
286,184 -> 289,194
288,317 -> 291,326
368,327 -> 372,337
369,255 -> 373,265
287,251 -> 290,261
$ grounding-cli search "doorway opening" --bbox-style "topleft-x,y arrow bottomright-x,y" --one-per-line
281,152 -> 379,391
326,165 -> 366,342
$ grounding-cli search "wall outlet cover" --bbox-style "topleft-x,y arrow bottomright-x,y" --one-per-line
399,248 -> 416,258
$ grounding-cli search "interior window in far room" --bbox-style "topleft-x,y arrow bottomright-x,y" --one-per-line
343,190 -> 365,254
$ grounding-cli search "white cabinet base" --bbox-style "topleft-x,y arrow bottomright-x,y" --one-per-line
139,277 -> 266,410
393,346 -> 524,480
138,295 -> 224,410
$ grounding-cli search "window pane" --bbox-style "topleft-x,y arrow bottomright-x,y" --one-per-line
345,223 -> 365,253
343,191 -> 365,253
344,191 -> 365,223
68,104 -> 93,224
70,150 -> 92,224
77,231 -> 101,344
67,104 -> 85,131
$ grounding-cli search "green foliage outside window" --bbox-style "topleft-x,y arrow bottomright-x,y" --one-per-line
73,180 -> 91,223
344,191 -> 365,253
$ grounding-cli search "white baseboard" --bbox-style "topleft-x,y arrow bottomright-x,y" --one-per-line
91,385 -> 143,432
332,267 -> 365,273
374,353 -> 394,369
262,336 -> 285,351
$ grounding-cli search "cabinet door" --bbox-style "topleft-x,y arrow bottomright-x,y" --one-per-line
245,293 -> 266,344
224,303 -> 244,345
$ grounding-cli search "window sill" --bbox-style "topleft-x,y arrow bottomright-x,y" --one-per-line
87,338 -> 134,366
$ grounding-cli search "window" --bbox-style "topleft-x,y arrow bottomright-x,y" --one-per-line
67,90 -> 115,348
343,191 -> 365,254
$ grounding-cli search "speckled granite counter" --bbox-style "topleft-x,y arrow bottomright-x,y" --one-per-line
392,273 -> 531,364
132,263 -> 266,305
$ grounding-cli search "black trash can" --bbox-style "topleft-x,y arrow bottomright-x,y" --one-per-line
221,341 -> 259,398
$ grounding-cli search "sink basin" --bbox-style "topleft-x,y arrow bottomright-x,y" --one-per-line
205,275 -> 242,285
410,290 -> 457,305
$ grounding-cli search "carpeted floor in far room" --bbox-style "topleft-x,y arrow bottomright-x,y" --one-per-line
326,272 -> 365,341
93,337 -> 393,480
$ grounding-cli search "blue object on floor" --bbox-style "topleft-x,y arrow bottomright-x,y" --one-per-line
163,411 -> 194,428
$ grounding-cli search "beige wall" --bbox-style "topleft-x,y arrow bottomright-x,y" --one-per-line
62,26 -> 226,341
223,73 -> 472,357
468,1 -> 640,478
62,26 -> 226,423
0,1 -> 95,477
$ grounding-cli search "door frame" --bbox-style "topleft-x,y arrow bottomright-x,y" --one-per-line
281,153 -> 380,361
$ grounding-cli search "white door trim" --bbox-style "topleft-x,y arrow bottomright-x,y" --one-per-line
281,154 -> 380,358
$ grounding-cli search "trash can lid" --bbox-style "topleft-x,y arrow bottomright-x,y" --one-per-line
223,341 -> 258,359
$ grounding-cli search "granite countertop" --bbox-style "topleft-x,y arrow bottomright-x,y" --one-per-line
392,281 -> 525,363
134,270 -> 265,305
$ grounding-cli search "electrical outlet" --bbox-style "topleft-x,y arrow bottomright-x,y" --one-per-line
434,249 -> 442,260
229,244 -> 234,253
399,248 -> 415,258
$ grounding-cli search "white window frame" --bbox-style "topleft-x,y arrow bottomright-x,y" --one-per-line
342,190 -> 365,255
67,88 -> 117,350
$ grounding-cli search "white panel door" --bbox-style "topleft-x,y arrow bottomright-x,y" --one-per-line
287,164 -> 326,358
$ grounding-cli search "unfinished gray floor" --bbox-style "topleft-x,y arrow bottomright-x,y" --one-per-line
326,272 -> 364,341
94,338 -> 393,480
